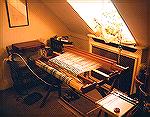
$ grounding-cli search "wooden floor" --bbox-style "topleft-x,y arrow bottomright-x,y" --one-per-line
0,86 -> 76,117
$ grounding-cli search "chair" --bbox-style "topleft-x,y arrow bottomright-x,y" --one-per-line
133,64 -> 148,99
6,41 -> 62,107
138,68 -> 150,112
6,46 -> 31,95
139,84 -> 150,103
138,66 -> 150,101
133,66 -> 150,115
6,45 -> 42,94
134,76 -> 144,99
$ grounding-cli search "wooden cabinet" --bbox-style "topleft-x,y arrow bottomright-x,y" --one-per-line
89,38 -> 148,94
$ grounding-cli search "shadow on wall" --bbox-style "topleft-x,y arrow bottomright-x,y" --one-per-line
0,48 -> 13,90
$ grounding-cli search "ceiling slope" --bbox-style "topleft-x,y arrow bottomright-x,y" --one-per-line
41,0 -> 93,35
113,0 -> 149,46
42,0 -> 149,47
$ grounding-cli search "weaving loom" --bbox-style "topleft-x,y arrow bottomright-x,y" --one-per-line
35,47 -> 127,93
49,52 -> 101,76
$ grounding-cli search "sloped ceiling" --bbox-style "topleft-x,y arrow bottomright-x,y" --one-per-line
41,0 -> 93,35
113,0 -> 149,47
41,0 -> 149,47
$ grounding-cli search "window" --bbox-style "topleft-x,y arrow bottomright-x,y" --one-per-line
67,0 -> 136,45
